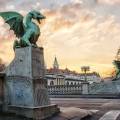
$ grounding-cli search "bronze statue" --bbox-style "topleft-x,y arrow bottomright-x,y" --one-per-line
0,10 -> 46,50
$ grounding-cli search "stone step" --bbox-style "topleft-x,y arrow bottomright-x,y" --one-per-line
99,110 -> 120,120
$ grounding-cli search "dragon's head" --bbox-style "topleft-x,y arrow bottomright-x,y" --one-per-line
29,10 -> 46,24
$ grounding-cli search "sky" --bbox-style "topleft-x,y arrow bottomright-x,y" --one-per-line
0,0 -> 120,77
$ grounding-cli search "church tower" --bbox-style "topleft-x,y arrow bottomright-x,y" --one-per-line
53,56 -> 59,69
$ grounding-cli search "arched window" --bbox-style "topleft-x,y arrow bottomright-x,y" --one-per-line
50,81 -> 54,86
74,82 -> 76,85
71,82 -> 73,85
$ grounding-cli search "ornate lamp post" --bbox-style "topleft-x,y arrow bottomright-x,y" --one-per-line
81,66 -> 90,82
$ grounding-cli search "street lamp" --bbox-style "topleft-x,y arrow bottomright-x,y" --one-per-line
81,66 -> 90,82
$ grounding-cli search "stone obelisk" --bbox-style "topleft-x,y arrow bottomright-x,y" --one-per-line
4,46 -> 59,119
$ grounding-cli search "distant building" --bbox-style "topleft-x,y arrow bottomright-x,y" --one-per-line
45,57 -> 101,86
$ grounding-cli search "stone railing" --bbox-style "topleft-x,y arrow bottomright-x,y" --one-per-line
48,85 -> 82,95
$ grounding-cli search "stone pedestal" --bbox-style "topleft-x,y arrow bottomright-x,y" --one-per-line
4,46 -> 59,119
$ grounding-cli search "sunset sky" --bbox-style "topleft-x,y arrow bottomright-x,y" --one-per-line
0,0 -> 120,77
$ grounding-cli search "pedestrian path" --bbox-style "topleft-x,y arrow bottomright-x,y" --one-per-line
99,110 -> 120,120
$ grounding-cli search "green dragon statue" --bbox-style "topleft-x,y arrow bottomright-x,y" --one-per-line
0,10 -> 45,50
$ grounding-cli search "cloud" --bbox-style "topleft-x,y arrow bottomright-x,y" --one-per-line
39,2 -> 120,77
0,17 -> 16,64
70,0 -> 83,4
0,0 -> 71,11
98,0 -> 120,5
0,0 -> 120,77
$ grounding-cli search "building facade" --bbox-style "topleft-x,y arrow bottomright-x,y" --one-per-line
45,57 -> 101,86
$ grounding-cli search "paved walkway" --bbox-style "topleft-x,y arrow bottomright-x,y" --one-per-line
51,98 -> 120,109
51,98 -> 120,120
99,111 -> 120,120
0,98 -> 120,120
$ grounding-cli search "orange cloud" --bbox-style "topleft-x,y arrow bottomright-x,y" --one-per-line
0,1 -> 120,77
39,4 -> 120,77
0,17 -> 15,64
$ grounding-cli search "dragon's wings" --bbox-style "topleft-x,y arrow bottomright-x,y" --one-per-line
0,11 -> 24,38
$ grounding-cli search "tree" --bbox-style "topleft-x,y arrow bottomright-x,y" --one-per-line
0,58 -> 5,72
110,69 -> 116,78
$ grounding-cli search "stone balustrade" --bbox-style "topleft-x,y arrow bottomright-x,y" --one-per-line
48,85 -> 83,95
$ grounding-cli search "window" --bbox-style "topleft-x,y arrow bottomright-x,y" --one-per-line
50,81 -> 54,86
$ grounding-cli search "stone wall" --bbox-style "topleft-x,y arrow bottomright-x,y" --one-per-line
89,80 -> 120,94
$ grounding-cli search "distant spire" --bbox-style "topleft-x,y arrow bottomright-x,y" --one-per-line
53,56 -> 59,69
